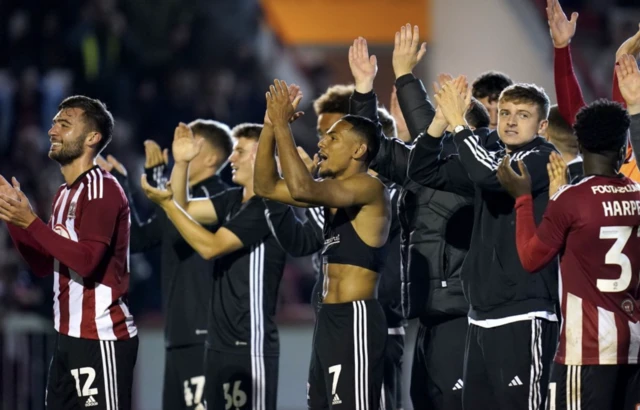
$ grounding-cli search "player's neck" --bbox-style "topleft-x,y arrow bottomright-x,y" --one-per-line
583,156 -> 619,178
241,182 -> 255,203
188,167 -> 217,187
60,156 -> 97,186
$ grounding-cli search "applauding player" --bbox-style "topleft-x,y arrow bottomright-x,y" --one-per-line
497,99 -> 640,410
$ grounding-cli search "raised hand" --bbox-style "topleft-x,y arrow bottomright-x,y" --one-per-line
616,54 -> 640,114
172,123 -> 203,164
144,140 -> 169,169
348,37 -> 378,94
496,156 -> 532,199
547,152 -> 568,197
264,83 -> 304,125
0,175 -> 19,202
616,23 -> 640,62
389,87 -> 410,142
266,80 -> 301,127
431,74 -> 454,128
392,23 -> 427,79
546,0 -> 578,48
0,177 -> 36,228
140,174 -> 173,206
433,76 -> 471,129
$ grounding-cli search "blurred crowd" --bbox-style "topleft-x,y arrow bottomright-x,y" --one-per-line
0,0 -> 319,324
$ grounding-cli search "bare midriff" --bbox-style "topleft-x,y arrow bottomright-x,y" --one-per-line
321,263 -> 378,304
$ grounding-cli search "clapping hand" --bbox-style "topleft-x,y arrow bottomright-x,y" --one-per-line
172,123 -> 203,164
140,174 -> 173,206
547,152 -> 568,198
433,76 -> 471,129
616,54 -> 640,114
0,176 -> 37,228
266,80 -> 303,127
496,156 -> 532,199
264,83 -> 304,125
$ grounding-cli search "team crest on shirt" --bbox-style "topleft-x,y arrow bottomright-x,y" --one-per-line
622,299 -> 635,315
67,202 -> 77,220
53,224 -> 71,239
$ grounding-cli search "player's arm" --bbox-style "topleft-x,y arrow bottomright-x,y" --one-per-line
168,123 -> 219,225
0,178 -> 126,278
615,54 -> 640,158
496,154 -> 573,272
264,200 -> 324,257
548,0 -> 584,125
392,24 -> 435,139
253,123 -> 313,208
5,222 -> 53,277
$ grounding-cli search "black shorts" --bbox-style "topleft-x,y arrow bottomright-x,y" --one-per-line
46,333 -> 138,410
546,362 -> 640,410
463,319 -> 558,410
204,348 -> 278,410
381,332 -> 405,410
163,344 -> 206,410
308,299 -> 387,410
411,316 -> 468,410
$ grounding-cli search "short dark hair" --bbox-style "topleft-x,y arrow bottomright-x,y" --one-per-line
341,115 -> 380,165
546,105 -> 578,154
58,95 -> 114,154
573,99 -> 630,154
231,123 -> 263,142
314,84 -> 354,115
377,107 -> 397,138
499,83 -> 550,120
188,119 -> 233,165
472,71 -> 513,103
465,97 -> 490,129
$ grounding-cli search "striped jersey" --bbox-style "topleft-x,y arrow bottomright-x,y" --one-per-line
207,188 -> 287,355
536,175 -> 640,365
50,167 -> 136,340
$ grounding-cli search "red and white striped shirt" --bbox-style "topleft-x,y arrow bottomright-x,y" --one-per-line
46,167 -> 136,340
532,176 -> 640,365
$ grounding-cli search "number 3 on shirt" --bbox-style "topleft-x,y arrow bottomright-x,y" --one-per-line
598,226 -> 640,293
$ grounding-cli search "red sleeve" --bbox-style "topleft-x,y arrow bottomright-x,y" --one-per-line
514,195 -> 566,272
78,180 -> 125,245
554,46 -> 586,125
25,218 -> 109,277
6,222 -> 53,277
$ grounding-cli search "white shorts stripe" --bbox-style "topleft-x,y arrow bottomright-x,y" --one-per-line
353,302 -> 360,410
109,341 -> 119,409
362,301 -> 369,410
99,341 -> 112,410
250,243 -> 266,410
380,382 -> 386,410
528,319 -> 542,410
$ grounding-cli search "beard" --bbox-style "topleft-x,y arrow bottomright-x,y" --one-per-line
49,137 -> 85,166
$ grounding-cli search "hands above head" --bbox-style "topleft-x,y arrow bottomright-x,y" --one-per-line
0,176 -> 37,228
140,174 -> 173,207
546,0 -> 578,48
547,152 -> 568,198
431,73 -> 454,126
615,54 -> 640,114
433,76 -> 471,129
172,123 -> 203,164
266,80 -> 304,127
264,82 -> 304,126
392,23 -> 427,79
496,156 -> 532,199
348,37 -> 378,94
616,23 -> 640,62
144,140 -> 169,169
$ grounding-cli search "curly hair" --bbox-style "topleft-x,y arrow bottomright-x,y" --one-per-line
573,99 -> 630,154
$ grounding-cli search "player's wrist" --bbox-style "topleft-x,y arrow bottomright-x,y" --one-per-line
354,80 -> 374,94
626,103 -> 640,115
